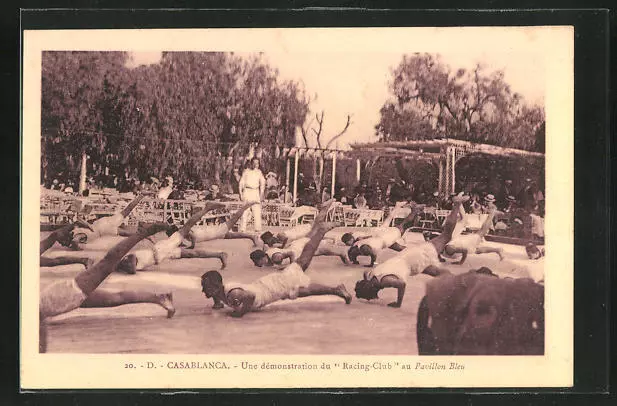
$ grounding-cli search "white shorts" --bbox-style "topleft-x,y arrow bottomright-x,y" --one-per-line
282,224 -> 312,242
356,237 -> 385,253
370,255 -> 410,281
73,213 -> 124,243
245,262 -> 311,309
401,242 -> 440,276
447,234 -> 483,252
40,278 -> 87,319
190,224 -> 229,243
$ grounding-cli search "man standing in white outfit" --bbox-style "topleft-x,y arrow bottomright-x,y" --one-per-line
239,158 -> 266,232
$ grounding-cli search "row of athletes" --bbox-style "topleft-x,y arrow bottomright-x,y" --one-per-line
40,194 -> 544,354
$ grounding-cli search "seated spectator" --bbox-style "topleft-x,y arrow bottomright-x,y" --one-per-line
157,176 -> 174,200
321,186 -> 331,203
428,191 -> 440,208
482,194 -> 498,213
265,172 -> 279,190
63,181 -> 75,194
354,193 -> 367,209
299,184 -> 320,207
204,184 -> 222,201
266,188 -> 280,201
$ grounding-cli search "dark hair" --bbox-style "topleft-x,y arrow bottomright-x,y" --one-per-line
250,249 -> 267,265
348,246 -> 361,262
341,233 -> 354,245
525,243 -> 541,259
270,252 -> 284,265
359,244 -> 372,256
354,279 -> 380,300
474,267 -> 498,277
201,270 -> 223,296
260,231 -> 275,245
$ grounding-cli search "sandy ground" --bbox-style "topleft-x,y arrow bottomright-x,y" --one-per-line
39,228 -> 544,354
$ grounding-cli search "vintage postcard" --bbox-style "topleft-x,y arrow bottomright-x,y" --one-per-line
21,26 -> 573,389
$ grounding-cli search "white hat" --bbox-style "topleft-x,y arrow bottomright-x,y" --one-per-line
484,194 -> 496,203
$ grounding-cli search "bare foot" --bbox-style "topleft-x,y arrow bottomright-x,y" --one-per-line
387,301 -> 401,308
336,284 -> 352,304
219,252 -> 228,270
159,293 -> 176,318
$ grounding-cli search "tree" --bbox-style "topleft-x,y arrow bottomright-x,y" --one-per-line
41,51 -> 129,184
375,53 -> 545,152
41,51 -> 311,187
299,111 -> 352,193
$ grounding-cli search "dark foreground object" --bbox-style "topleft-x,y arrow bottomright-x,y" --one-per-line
417,272 -> 544,355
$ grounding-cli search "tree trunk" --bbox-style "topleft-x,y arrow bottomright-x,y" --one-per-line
79,151 -> 87,193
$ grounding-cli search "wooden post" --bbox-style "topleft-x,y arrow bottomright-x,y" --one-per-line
451,147 -> 456,194
79,151 -> 87,194
438,157 -> 444,196
356,159 -> 361,182
285,157 -> 291,192
293,149 -> 300,204
331,151 -> 337,197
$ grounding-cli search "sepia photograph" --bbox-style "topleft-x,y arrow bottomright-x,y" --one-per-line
21,26 -> 573,389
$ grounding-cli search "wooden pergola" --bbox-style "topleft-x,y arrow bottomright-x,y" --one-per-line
349,138 -> 545,196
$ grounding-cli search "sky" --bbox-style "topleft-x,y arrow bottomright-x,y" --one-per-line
129,47 -> 545,149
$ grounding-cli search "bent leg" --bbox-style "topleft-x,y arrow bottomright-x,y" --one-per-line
297,283 -> 351,304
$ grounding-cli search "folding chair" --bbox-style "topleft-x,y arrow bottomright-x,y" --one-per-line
343,207 -> 361,227
419,207 -> 437,229
278,206 -> 300,227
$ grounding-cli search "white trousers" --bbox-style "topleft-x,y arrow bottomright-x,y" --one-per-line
241,189 -> 262,231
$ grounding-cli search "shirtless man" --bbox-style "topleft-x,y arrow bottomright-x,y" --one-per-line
443,207 -> 504,265
40,220 -> 95,267
40,223 -> 176,353
353,195 -> 469,308
186,203 -> 261,248
116,202 -> 233,274
249,235 -> 348,267
200,200 -> 351,317
347,204 -> 425,267
259,223 -> 313,248
69,194 -> 147,250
